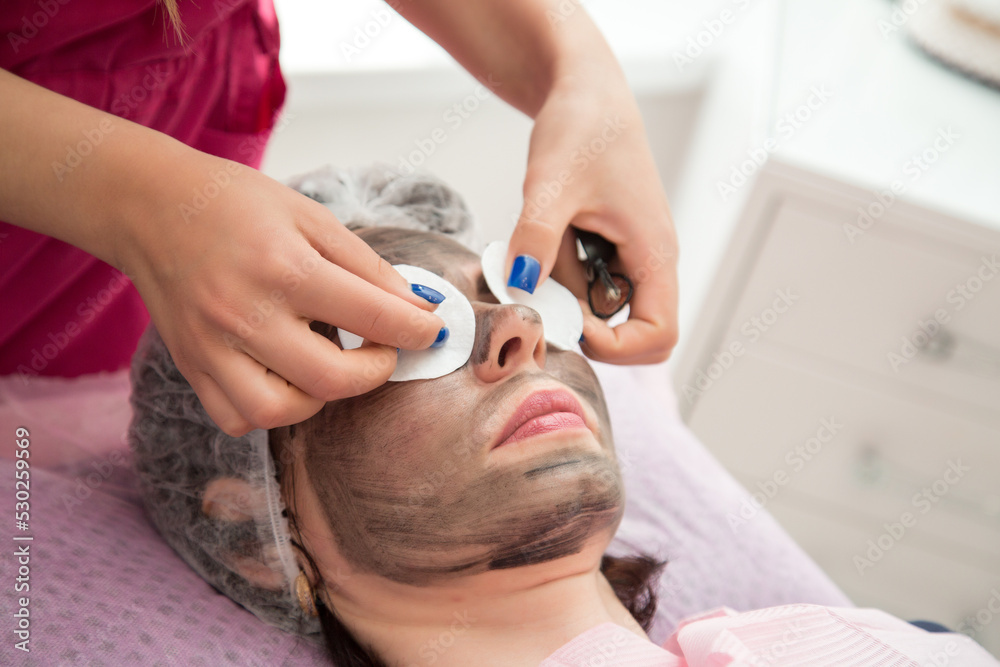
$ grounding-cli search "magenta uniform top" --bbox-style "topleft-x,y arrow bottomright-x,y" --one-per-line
0,0 -> 286,380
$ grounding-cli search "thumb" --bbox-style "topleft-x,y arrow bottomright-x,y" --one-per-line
506,177 -> 577,295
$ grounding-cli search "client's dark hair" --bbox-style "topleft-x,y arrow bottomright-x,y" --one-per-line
274,427 -> 666,667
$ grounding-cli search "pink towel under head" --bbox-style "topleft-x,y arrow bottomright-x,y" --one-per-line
0,0 -> 286,380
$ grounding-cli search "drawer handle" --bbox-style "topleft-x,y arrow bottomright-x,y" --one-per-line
856,445 -> 885,485
916,326 -> 1000,379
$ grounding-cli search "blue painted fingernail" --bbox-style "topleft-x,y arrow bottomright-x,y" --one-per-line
431,327 -> 449,349
507,255 -> 541,294
579,334 -> 585,344
411,283 -> 446,304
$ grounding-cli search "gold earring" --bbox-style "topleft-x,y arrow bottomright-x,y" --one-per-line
295,571 -> 318,617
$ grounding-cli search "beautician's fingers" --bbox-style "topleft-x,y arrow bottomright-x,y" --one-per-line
296,201 -> 441,314
578,236 -> 679,364
505,173 -> 580,293
505,74 -> 680,364
285,259 -> 445,350
188,332 -> 398,436
184,370 -> 256,437
514,209 -> 679,364
197,350 -> 331,435
234,316 -> 399,404
118,150 -> 444,434
547,229 -> 591,298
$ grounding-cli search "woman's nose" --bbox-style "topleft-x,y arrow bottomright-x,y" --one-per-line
470,303 -> 546,383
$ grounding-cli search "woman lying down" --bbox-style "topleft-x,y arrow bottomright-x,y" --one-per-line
128,167 -> 997,666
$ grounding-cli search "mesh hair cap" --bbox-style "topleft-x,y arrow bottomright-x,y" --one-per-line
286,163 -> 478,250
127,164 -> 474,637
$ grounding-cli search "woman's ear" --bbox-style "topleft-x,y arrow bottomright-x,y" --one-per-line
228,552 -> 288,592
202,477 -> 266,521
201,477 -> 287,591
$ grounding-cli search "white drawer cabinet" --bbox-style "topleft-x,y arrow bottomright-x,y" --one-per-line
675,160 -> 1000,655
723,198 -> 1000,417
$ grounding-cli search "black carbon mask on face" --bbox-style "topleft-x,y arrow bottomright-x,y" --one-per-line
299,229 -> 624,586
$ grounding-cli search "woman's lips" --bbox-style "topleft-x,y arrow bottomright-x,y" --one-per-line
493,389 -> 589,449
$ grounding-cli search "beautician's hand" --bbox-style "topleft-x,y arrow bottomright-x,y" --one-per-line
506,76 -> 679,365
383,0 -> 678,364
0,69 -> 443,438
117,149 -> 446,436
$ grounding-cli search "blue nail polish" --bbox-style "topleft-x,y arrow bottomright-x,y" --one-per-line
507,255 -> 541,294
411,283 -> 446,304
579,334 -> 585,344
431,327 -> 449,349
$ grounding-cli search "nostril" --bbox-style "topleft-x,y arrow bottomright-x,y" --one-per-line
498,337 -> 521,368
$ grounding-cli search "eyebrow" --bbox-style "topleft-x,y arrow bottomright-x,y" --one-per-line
435,253 -> 491,303
366,231 -> 487,302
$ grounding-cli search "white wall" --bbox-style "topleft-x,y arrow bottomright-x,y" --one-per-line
261,77 -> 705,247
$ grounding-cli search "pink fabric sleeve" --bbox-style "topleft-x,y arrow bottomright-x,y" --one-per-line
0,0 -> 286,380
542,605 -> 999,666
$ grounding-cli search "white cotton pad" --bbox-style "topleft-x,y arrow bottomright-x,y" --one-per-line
481,240 -> 584,351
338,265 -> 475,382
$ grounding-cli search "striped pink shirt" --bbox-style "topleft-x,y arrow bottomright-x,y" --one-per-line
542,604 -> 998,666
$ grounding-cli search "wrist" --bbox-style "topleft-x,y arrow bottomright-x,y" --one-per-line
535,15 -> 632,118
102,127 -> 210,277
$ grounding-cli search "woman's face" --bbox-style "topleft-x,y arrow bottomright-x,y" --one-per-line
290,228 -> 623,587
